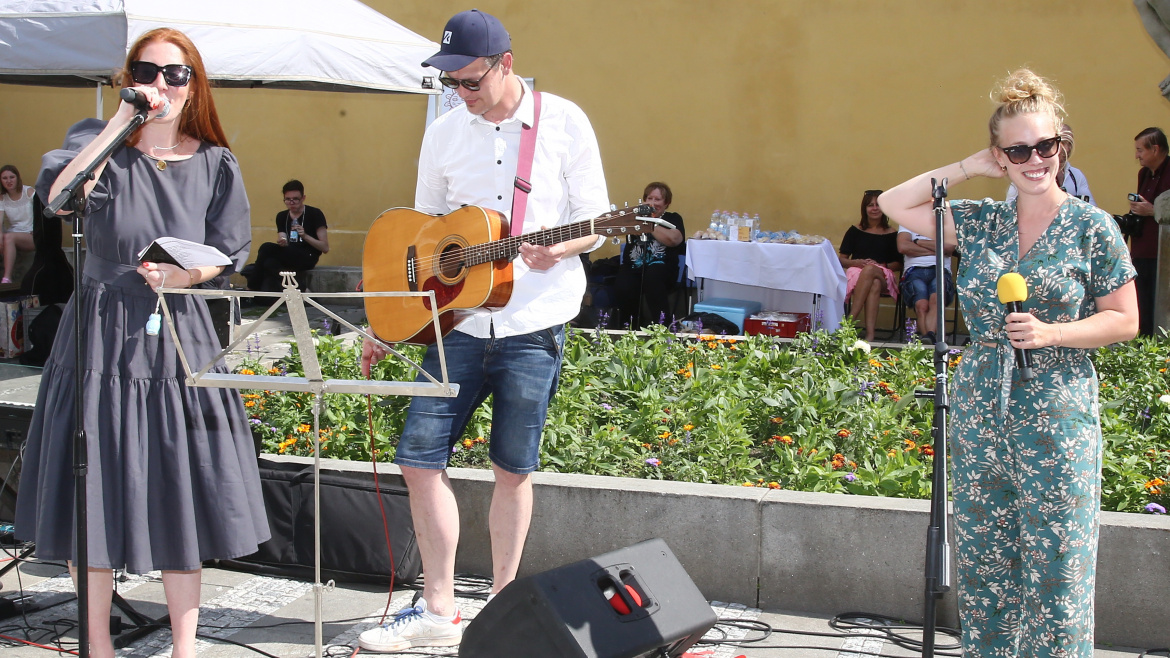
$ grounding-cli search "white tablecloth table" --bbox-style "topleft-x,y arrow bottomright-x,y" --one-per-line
685,239 -> 847,332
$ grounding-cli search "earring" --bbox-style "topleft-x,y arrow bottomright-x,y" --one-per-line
1001,165 -> 1007,171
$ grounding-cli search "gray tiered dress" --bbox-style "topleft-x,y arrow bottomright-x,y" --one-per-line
14,119 -> 270,573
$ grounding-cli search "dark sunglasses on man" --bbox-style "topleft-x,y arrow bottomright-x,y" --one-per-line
437,59 -> 498,92
998,136 -> 1062,165
129,61 -> 193,87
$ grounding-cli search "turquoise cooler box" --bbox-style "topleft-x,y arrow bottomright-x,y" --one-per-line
692,298 -> 763,333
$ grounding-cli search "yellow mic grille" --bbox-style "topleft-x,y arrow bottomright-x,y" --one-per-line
997,272 -> 1028,304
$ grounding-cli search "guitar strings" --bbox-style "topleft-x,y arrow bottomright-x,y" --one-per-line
409,208 -> 644,275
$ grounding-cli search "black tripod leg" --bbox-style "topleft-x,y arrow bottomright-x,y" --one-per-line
110,592 -> 169,649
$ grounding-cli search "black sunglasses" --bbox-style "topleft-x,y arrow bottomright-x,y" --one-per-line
438,59 -> 498,91
129,61 -> 193,87
864,190 -> 883,195
998,135 -> 1062,165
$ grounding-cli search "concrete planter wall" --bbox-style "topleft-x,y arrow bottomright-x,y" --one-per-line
268,455 -> 1169,649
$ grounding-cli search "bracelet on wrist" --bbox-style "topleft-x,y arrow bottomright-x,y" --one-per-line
958,160 -> 971,181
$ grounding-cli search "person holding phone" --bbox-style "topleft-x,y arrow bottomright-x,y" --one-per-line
244,179 -> 329,292
1129,127 -> 1170,335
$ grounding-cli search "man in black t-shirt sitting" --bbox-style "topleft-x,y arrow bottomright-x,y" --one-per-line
245,179 -> 329,292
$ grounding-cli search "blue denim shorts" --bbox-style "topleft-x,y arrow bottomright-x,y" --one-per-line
394,326 -> 565,474
900,266 -> 954,306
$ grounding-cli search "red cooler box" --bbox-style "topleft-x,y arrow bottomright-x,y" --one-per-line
744,313 -> 811,338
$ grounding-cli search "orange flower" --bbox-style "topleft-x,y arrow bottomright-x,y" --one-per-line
779,435 -> 794,445
463,438 -> 474,449
710,364 -> 722,370
770,417 -> 783,424
240,368 -> 255,376
298,423 -> 311,433
658,431 -> 672,440
904,439 -> 917,452
683,424 -> 695,431
837,429 -> 851,438
767,481 -> 781,489
244,400 -> 256,408
920,445 -> 935,456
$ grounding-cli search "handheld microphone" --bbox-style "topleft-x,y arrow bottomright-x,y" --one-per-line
996,272 -> 1034,381
119,88 -> 170,118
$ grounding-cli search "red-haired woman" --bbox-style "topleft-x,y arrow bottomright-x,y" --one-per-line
15,28 -> 268,658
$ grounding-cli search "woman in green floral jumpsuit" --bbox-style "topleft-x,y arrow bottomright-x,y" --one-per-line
879,69 -> 1139,657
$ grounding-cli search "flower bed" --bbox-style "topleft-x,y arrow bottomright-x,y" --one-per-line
238,322 -> 1170,514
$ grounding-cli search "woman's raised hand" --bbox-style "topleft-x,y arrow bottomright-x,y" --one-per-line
964,148 -> 1004,180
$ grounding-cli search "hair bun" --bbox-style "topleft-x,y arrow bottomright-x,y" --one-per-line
992,69 -> 1061,107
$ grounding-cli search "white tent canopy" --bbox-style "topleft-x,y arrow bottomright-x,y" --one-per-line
0,0 -> 440,94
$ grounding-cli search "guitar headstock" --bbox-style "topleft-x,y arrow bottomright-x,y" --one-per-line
593,203 -> 662,237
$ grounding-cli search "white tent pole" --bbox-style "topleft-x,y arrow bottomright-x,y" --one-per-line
96,82 -> 102,118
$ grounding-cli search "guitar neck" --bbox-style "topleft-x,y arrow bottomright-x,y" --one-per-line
464,219 -> 601,267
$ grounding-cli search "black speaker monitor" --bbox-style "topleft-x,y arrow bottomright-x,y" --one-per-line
459,538 -> 716,658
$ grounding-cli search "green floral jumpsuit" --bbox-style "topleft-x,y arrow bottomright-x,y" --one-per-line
949,197 -> 1135,657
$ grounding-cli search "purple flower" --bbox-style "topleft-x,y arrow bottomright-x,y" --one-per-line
844,473 -> 858,482
601,403 -> 613,411
451,444 -> 460,453
645,458 -> 660,467
322,318 -> 331,333
1146,503 -> 1166,515
249,418 -> 262,425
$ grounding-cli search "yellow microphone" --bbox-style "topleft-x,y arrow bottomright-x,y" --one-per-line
996,272 -> 1034,381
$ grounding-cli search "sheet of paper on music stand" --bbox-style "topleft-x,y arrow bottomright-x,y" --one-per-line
137,237 -> 233,269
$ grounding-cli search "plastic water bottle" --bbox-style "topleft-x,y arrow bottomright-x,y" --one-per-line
709,210 -> 721,238
719,210 -> 731,240
751,213 -> 762,241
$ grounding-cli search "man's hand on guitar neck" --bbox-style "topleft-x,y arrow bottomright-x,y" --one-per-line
519,231 -> 599,271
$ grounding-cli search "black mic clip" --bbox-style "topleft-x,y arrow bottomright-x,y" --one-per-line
931,177 -> 948,201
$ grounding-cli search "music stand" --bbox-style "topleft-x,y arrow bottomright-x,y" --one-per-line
157,273 -> 459,658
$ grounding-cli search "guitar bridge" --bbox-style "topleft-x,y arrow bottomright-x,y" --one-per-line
406,246 -> 418,292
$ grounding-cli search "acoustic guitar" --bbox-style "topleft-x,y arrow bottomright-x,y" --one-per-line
363,204 -> 660,344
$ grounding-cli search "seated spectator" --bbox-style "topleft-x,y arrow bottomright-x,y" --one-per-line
897,226 -> 956,343
838,189 -> 901,342
0,165 -> 36,284
245,179 -> 329,292
1006,123 -> 1095,205
615,181 -> 685,329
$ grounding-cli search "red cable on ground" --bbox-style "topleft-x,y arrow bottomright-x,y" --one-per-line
0,633 -> 79,654
366,379 -> 397,623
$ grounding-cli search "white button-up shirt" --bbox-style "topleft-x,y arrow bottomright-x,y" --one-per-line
414,77 -> 609,338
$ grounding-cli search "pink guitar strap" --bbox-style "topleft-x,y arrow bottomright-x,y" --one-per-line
510,91 -> 542,237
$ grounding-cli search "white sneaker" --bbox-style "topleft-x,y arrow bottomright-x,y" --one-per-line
358,599 -> 462,653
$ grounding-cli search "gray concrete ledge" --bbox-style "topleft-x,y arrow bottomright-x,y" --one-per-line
264,454 -> 1170,648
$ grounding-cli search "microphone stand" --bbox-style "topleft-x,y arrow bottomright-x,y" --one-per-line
43,106 -> 149,658
914,177 -> 952,657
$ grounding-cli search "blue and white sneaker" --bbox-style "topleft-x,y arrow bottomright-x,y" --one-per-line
358,599 -> 462,653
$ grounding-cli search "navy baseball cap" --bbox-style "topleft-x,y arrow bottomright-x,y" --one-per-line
423,9 -> 511,71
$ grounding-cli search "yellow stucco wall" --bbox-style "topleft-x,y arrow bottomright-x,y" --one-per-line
1,1 -> 1167,265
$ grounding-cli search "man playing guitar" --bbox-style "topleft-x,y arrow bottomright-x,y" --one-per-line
359,8 -> 610,653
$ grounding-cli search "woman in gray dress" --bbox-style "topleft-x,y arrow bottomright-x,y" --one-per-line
15,28 -> 269,658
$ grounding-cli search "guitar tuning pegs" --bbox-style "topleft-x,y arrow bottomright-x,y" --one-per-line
611,237 -> 621,245
624,201 -> 628,208
610,204 -> 617,212
640,234 -> 648,242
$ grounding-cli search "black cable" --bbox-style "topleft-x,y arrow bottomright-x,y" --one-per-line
830,612 -> 961,654
196,632 -> 283,658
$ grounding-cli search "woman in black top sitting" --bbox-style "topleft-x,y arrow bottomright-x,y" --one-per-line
615,181 -> 685,329
838,189 -> 901,341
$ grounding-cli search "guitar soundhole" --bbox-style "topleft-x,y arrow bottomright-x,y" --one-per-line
435,241 -> 467,285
